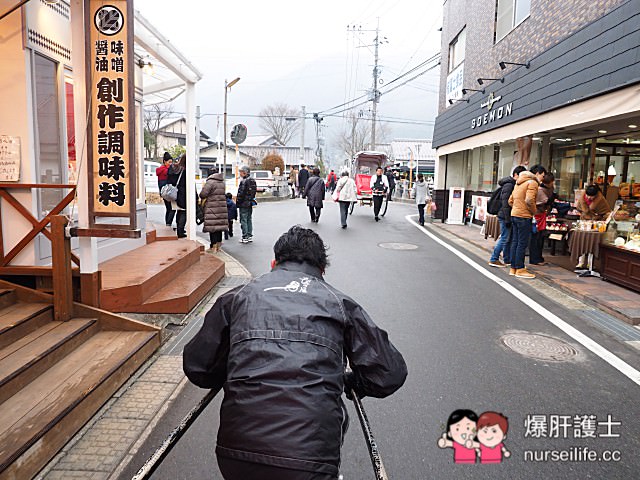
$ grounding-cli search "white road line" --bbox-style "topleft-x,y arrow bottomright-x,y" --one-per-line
408,215 -> 640,387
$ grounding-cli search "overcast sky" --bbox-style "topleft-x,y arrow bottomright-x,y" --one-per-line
134,0 -> 443,162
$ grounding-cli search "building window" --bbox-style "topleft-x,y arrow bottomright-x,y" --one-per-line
33,53 -> 64,219
495,0 -> 531,42
448,27 -> 466,73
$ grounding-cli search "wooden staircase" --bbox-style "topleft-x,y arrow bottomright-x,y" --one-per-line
0,282 -> 160,480
99,236 -> 225,314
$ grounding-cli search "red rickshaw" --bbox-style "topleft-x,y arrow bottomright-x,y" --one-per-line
349,151 -> 390,216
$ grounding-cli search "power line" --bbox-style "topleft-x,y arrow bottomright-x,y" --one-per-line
319,53 -> 440,115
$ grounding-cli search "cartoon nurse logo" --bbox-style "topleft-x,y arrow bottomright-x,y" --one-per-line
438,410 -> 510,464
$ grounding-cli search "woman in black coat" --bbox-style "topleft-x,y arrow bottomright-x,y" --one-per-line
167,154 -> 187,238
302,167 -> 325,223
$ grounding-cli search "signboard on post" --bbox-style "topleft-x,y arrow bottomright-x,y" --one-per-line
85,0 -> 136,231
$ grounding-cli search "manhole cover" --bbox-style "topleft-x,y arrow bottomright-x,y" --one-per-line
378,242 -> 418,250
500,333 -> 579,362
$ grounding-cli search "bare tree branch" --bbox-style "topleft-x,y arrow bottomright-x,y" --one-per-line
143,103 -> 174,161
258,103 -> 300,145
333,112 -> 390,161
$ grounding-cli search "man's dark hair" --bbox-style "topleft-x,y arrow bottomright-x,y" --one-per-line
274,225 -> 329,271
225,192 -> 233,199
312,167 -> 320,176
529,164 -> 547,175
585,184 -> 601,196
512,165 -> 527,176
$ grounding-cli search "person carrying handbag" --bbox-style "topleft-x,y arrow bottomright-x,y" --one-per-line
334,171 -> 357,229
166,154 -> 187,238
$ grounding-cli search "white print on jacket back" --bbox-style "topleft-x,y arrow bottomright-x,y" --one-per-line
264,277 -> 312,293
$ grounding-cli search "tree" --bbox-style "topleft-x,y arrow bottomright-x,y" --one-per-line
334,111 -> 390,161
143,103 -> 174,161
259,103 -> 300,145
167,144 -> 186,160
261,153 -> 285,173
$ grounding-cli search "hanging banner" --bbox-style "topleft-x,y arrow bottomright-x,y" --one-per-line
85,0 -> 136,229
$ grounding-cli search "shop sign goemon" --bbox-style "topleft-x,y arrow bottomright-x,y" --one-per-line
85,0 -> 136,229
471,93 -> 513,129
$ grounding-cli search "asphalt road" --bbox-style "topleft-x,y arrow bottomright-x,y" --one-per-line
123,198 -> 640,480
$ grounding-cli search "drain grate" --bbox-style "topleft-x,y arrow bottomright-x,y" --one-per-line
378,242 -> 418,250
501,333 -> 579,362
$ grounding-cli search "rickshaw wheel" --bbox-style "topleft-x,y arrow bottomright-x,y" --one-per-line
381,194 -> 389,217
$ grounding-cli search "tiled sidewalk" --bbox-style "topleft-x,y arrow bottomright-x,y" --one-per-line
430,222 -> 640,325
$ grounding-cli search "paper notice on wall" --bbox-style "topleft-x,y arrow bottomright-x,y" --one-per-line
0,136 -> 21,182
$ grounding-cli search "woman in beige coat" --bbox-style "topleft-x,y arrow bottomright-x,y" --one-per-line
199,171 -> 228,251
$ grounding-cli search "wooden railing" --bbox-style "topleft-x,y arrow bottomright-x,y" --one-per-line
0,183 -> 79,271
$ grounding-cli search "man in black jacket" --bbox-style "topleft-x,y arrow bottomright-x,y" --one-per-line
235,165 -> 257,243
488,165 -> 527,267
183,226 -> 407,480
297,164 -> 310,197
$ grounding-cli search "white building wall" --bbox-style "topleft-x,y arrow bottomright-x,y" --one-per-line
0,11 -> 37,265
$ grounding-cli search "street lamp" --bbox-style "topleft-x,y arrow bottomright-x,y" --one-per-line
223,77 -> 240,179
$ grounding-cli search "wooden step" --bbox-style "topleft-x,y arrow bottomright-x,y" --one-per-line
0,318 -> 99,405
151,223 -> 179,241
0,303 -> 53,351
123,253 -> 225,313
99,240 -> 202,311
0,329 -> 159,479
0,290 -> 16,311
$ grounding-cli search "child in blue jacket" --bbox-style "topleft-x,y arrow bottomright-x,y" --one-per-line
225,192 -> 238,239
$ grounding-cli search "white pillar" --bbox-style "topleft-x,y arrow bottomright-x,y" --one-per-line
70,0 -> 98,272
185,81 -> 197,240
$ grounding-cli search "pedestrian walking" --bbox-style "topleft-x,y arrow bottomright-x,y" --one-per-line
411,174 -> 429,226
199,169 -> 227,252
156,153 -> 175,227
385,167 -> 396,201
302,167 -> 325,223
166,153 -> 187,238
325,169 -> 337,193
529,172 -> 555,266
224,192 -> 237,240
334,171 -> 357,229
508,164 -> 545,278
297,164 -> 309,197
236,165 -> 257,243
488,165 -> 526,268
289,166 -> 298,199
183,225 -> 407,480
369,167 -> 389,221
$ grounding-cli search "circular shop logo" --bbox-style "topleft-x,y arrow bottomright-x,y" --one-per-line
95,5 -> 124,36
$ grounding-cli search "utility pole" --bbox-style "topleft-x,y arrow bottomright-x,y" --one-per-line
371,20 -> 380,151
300,105 -> 306,166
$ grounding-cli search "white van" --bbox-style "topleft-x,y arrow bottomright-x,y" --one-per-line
144,160 -> 161,193
250,170 -> 275,192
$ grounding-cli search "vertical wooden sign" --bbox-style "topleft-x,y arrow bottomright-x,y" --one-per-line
85,0 -> 136,229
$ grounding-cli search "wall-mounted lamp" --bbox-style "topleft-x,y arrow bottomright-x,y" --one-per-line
477,77 -> 504,85
499,61 -> 530,70
462,88 -> 485,95
137,59 -> 154,75
448,98 -> 469,105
